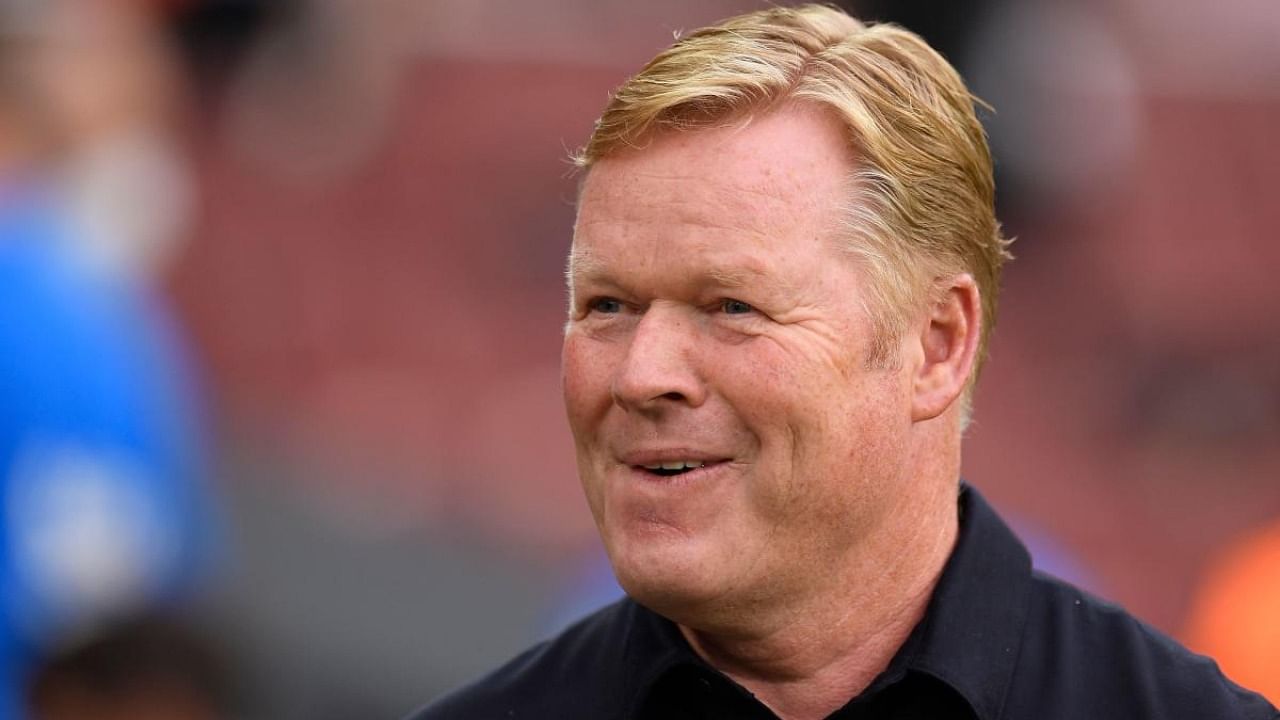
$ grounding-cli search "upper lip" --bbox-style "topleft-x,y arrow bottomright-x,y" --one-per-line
617,449 -> 732,467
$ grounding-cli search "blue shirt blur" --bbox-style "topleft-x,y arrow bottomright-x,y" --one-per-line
0,179 -> 215,719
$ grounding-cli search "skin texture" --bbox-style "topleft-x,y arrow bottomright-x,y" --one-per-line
562,104 -> 980,719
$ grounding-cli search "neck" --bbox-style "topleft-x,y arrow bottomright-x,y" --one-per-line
678,475 -> 960,720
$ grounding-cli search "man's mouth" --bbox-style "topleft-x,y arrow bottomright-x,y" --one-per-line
638,460 -> 707,477
630,459 -> 736,479
619,450 -> 731,479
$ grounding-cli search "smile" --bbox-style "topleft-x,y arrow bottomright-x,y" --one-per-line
639,460 -> 706,477
618,449 -> 732,479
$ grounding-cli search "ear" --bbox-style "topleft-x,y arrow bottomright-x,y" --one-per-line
911,274 -> 981,422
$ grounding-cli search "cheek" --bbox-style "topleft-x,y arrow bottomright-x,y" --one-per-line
719,342 -> 901,509
562,336 -> 612,517
715,340 -> 843,439
711,345 -> 836,500
561,334 -> 614,428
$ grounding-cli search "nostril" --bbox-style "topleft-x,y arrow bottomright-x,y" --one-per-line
612,385 -> 695,412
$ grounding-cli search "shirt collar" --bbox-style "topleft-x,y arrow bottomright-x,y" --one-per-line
616,597 -> 708,716
907,483 -> 1034,719
618,483 -> 1034,720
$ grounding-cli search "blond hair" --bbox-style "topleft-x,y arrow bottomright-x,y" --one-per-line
573,4 -> 1012,414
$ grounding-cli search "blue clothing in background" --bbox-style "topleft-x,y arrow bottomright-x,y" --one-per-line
0,186 -> 215,719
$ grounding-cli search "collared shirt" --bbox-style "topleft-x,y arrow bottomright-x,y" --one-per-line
408,486 -> 1279,720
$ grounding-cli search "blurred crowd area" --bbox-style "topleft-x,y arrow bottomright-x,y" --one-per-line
0,0 -> 1277,717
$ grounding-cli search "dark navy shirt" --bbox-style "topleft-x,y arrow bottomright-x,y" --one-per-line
408,486 -> 1278,719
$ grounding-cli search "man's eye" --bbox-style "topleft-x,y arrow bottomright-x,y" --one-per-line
588,297 -> 624,314
721,299 -> 754,315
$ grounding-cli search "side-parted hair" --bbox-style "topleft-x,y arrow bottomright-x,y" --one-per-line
573,3 -> 1012,413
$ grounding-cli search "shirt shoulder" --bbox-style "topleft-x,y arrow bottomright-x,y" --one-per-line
1004,572 -> 1278,720
404,600 -> 640,720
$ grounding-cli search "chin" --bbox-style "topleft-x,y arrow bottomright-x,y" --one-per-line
619,573 -> 712,622
608,536 -> 731,620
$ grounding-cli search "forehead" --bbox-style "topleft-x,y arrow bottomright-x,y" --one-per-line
571,105 -> 855,269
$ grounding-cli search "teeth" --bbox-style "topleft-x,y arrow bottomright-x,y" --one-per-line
642,461 -> 705,470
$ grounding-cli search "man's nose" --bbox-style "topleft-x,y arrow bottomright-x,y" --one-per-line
610,307 -> 706,412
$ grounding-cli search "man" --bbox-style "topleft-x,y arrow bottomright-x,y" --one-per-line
409,5 -> 1278,719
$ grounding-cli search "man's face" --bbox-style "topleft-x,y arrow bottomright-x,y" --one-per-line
563,106 -> 918,622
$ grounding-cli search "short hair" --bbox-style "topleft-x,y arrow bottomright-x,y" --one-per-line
573,4 -> 1012,416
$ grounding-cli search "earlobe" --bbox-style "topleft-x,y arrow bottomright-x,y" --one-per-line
911,276 -> 981,422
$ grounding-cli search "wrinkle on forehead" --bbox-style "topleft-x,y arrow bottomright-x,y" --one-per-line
568,197 -> 836,300
567,238 -> 808,302
614,171 -> 801,204
580,166 -> 824,227
572,175 -> 816,268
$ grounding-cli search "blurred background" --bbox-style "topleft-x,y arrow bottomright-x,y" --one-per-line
0,0 -> 1276,717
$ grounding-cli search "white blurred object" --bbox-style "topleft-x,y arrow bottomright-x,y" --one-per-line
60,128 -> 194,279
5,441 -> 180,644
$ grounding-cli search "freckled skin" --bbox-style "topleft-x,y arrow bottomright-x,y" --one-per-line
562,106 -> 926,629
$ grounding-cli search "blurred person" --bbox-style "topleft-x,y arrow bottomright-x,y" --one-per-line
0,0 -> 197,273
27,615 -> 229,720
31,0 -> 195,280
0,1 -> 218,718
406,6 -> 1277,720
1184,518 -> 1280,704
